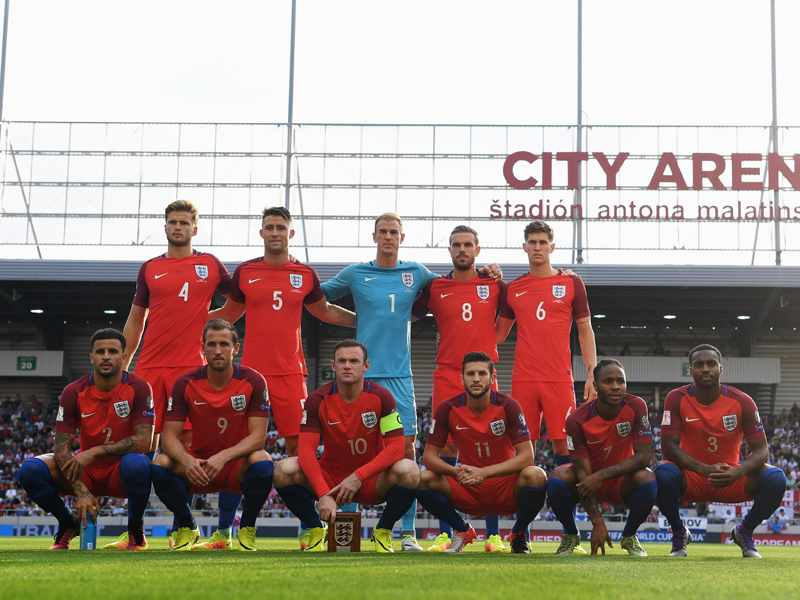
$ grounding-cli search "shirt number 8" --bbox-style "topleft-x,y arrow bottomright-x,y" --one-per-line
462,303 -> 473,322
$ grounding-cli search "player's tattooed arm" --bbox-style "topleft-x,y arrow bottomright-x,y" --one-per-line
661,434 -> 724,479
53,432 -> 78,478
577,443 -> 653,501
573,456 -> 612,554
709,435 -> 769,488
62,423 -> 153,481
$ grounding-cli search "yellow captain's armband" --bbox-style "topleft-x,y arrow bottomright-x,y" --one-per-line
380,412 -> 403,434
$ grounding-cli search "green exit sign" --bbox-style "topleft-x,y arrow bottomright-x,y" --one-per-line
682,363 -> 690,377
17,356 -> 37,371
321,369 -> 336,381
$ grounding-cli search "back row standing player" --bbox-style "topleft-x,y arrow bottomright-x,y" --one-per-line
496,220 -> 597,467
122,200 -> 243,549
413,225 -> 509,552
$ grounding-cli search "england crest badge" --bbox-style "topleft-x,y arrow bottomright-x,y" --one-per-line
722,414 -> 738,431
402,272 -> 414,288
290,273 -> 303,289
230,394 -> 247,412
552,285 -> 566,299
113,401 -> 131,419
194,264 -> 208,279
489,419 -> 506,436
616,421 -> 632,437
335,521 -> 353,545
361,411 -> 378,429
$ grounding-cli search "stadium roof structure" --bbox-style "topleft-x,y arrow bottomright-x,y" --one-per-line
1,260 -> 798,331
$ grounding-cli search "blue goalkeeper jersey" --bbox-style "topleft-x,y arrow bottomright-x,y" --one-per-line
321,261 -> 438,378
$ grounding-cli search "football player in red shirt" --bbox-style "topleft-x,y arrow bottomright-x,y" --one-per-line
151,319 -> 273,552
18,329 -> 154,550
655,345 -> 786,558
418,351 -> 548,553
122,199 -> 242,549
413,225 -> 508,551
272,340 -> 421,553
496,220 -> 597,467
547,359 -> 656,557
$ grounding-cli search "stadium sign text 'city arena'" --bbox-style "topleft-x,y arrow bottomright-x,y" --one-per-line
494,151 -> 800,222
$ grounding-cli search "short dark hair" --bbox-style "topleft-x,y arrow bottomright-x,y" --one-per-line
462,351 -> 494,373
203,319 -> 239,345
688,344 -> 722,363
91,328 -> 126,351
593,358 -> 624,381
165,200 -> 198,223
333,339 -> 368,362
523,220 -> 554,242
450,225 -> 479,246
262,206 -> 293,225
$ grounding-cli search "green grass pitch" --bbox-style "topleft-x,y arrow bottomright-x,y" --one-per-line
1,537 -> 799,600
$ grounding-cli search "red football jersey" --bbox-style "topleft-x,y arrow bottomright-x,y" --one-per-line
230,258 -> 324,376
414,273 -> 505,368
427,391 -> 531,466
166,364 -> 270,458
661,384 -> 765,467
566,395 -> 652,471
133,251 -> 232,368
55,372 -> 155,465
300,380 -> 403,476
499,273 -> 590,383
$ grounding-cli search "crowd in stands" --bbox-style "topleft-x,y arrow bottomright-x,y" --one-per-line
2,392 -> 798,524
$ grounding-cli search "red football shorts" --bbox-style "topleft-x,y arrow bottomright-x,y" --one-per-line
666,462 -> 753,503
188,452 -> 245,495
596,477 -> 626,506
446,473 -> 519,517
433,367 -> 499,444
71,458 -> 126,498
317,463 -> 384,506
510,380 -> 576,440
266,374 -> 308,438
135,366 -> 194,433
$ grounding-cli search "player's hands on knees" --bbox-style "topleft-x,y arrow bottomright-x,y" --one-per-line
590,520 -> 612,556
329,473 -> 362,506
576,473 -> 603,501
707,463 -> 738,488
184,457 -> 210,488
75,492 -> 98,528
317,494 -> 338,525
583,379 -> 597,401
62,449 -> 97,481
202,454 -> 226,482
480,263 -> 503,281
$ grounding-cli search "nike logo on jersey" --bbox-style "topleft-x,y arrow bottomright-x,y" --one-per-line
455,425 -> 469,430
328,420 -> 341,425
440,293 -> 453,298
81,412 -> 96,418
516,291 -> 528,297
685,417 -> 700,422
193,401 -> 208,406
154,273 -> 168,279
364,277 -> 378,281
587,440 -> 602,444
249,278 -> 261,284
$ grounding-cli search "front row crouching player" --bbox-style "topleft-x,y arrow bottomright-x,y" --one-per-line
274,340 -> 420,552
18,328 -> 154,550
655,344 -> 786,558
151,319 -> 274,551
419,352 -> 548,553
548,359 -> 656,557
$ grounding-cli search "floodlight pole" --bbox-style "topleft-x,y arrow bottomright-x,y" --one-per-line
0,0 -> 10,123
284,0 -> 297,209
573,0 -> 584,264
770,0 -> 781,266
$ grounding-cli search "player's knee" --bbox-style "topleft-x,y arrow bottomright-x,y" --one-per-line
758,466 -> 787,499
547,475 -> 575,502
548,464 -> 575,484
631,467 -> 656,486
520,466 -> 547,487
273,457 -> 301,487
152,453 -> 171,468
654,462 -> 682,489
19,458 -> 51,490
392,459 -> 420,488
119,453 -> 151,487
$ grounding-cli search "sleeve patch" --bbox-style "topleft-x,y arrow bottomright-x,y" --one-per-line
167,397 -> 173,412
56,406 -> 64,422
380,412 -> 403,434
429,419 -> 436,434
661,410 -> 671,426
566,435 -> 574,451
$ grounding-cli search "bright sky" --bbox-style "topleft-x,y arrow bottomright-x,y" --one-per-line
1,1 -> 799,265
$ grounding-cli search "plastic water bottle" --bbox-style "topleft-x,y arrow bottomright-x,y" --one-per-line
80,518 -> 97,550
